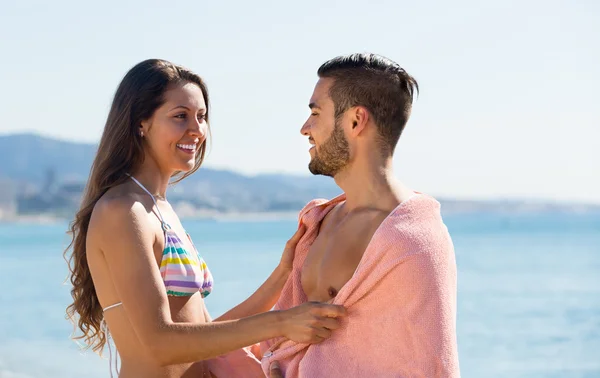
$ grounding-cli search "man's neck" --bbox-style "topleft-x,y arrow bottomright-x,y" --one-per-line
333,158 -> 412,213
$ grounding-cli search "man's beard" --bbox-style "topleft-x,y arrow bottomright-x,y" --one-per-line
308,119 -> 350,177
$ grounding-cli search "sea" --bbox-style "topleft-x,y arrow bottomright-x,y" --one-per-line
0,211 -> 599,378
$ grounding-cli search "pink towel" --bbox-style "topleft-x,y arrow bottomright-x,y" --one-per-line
206,345 -> 264,377
259,193 -> 460,378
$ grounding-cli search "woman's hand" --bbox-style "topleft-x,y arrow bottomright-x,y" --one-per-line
278,224 -> 306,274
277,301 -> 347,344
215,224 -> 307,323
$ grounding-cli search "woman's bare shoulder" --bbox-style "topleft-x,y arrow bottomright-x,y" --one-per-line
88,184 -> 155,251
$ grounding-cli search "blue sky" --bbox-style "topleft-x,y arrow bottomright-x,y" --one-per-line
0,0 -> 598,203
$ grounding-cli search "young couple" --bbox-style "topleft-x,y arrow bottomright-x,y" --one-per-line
65,53 -> 460,377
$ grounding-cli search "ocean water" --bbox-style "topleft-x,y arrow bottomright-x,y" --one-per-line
0,212 -> 599,378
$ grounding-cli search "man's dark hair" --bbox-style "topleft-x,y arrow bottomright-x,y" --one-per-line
318,53 -> 418,154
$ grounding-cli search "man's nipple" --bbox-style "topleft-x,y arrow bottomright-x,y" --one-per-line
328,287 -> 338,298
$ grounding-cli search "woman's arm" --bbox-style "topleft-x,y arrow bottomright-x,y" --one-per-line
92,198 -> 344,366
214,263 -> 289,322
216,225 -> 304,322
203,304 -> 213,322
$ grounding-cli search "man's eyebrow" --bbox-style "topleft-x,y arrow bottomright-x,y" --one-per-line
309,102 -> 321,109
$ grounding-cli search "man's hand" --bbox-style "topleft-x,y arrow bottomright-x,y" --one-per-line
269,361 -> 284,378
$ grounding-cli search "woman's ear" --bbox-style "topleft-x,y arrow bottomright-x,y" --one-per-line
140,119 -> 150,137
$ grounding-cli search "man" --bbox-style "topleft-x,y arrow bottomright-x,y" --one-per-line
265,53 -> 460,377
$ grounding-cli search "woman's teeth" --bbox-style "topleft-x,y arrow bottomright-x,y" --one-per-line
177,144 -> 196,150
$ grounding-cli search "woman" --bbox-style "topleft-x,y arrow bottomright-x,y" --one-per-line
64,59 -> 346,378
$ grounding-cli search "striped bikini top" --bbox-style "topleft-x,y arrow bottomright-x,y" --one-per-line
100,176 -> 214,377
129,174 -> 213,297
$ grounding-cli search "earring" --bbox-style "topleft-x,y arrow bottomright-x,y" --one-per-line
140,130 -> 144,137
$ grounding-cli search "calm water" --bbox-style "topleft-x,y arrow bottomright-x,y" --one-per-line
0,212 -> 599,377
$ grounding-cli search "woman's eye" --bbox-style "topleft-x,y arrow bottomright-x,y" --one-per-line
198,114 -> 206,121
175,113 -> 187,119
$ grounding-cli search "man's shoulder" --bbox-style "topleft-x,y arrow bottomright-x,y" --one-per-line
381,194 -> 453,256
299,198 -> 330,214
298,194 -> 345,222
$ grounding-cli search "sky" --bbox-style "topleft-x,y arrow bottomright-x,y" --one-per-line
0,0 -> 598,203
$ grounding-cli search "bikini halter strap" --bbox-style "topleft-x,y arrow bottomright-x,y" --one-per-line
126,173 -> 171,231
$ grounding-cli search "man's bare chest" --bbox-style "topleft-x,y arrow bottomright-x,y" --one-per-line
301,215 -> 383,301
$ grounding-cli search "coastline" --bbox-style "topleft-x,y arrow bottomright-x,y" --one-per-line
0,210 -> 301,225
2,196 -> 600,225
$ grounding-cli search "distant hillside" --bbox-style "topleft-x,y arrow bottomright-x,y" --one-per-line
0,133 -> 598,216
0,133 -> 97,183
0,133 -> 341,213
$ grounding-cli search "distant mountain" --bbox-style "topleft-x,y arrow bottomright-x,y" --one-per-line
0,133 -> 598,216
0,133 -> 341,213
0,133 -> 97,183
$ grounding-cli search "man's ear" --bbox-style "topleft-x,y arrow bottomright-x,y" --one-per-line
350,106 -> 369,136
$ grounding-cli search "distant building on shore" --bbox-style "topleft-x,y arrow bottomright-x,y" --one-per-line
0,178 -> 17,219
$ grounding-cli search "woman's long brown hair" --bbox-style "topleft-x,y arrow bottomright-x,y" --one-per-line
64,59 -> 210,353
